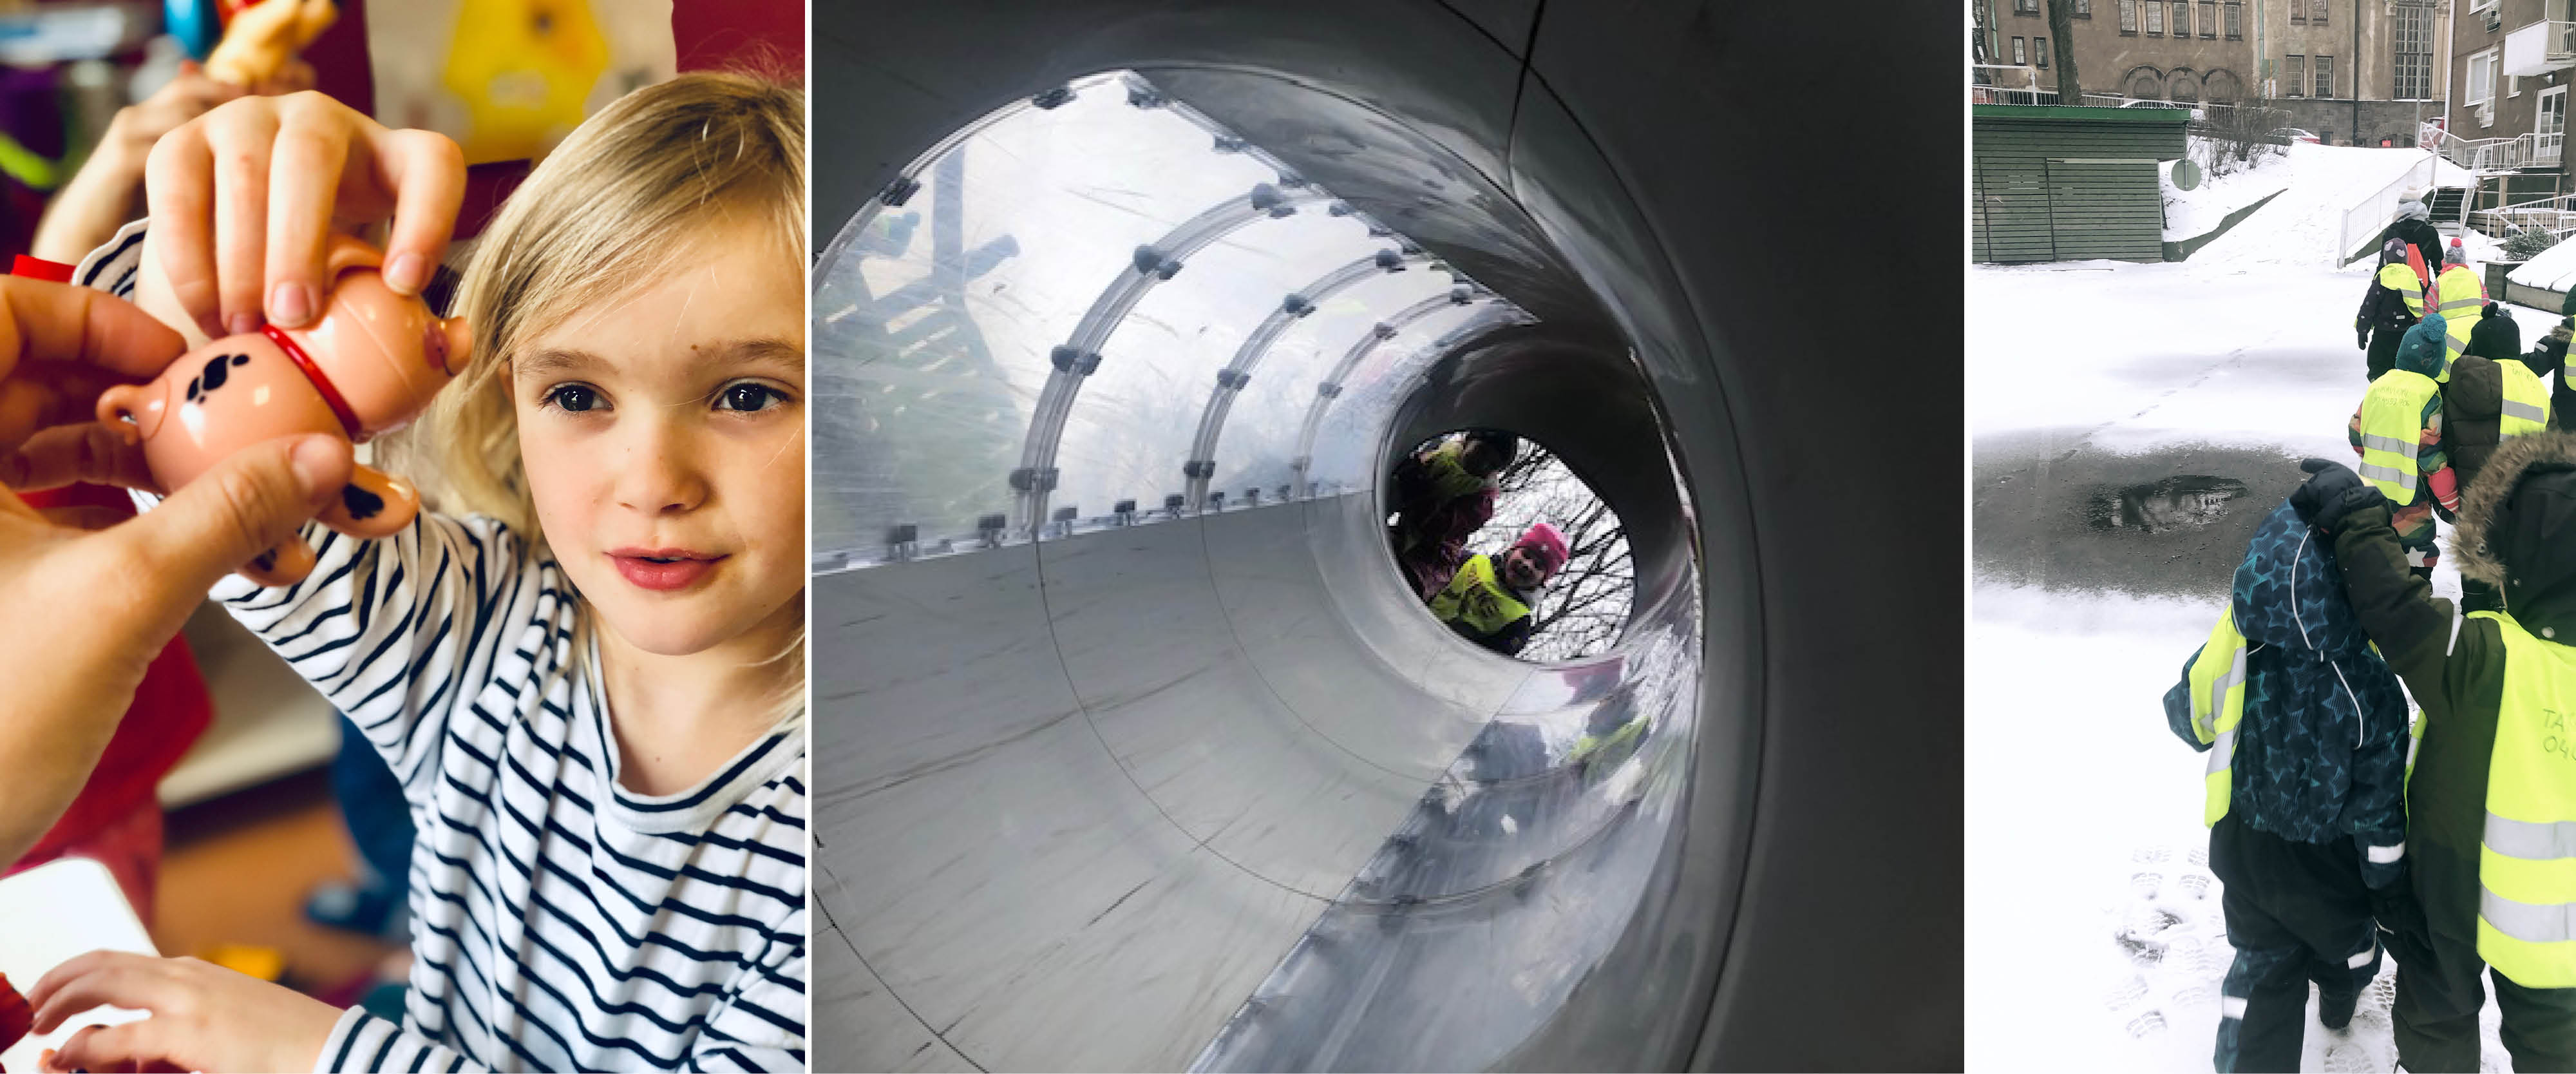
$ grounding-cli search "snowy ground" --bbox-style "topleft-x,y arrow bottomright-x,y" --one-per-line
1970,255 -> 2537,1071
2174,142 -> 2483,269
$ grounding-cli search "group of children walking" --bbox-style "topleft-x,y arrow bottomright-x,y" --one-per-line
2166,197 -> 2576,1071
1387,431 -> 1571,658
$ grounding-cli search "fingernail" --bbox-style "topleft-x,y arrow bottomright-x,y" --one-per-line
269,282 -> 314,327
386,253 -> 429,296
289,436 -> 341,499
226,311 -> 260,337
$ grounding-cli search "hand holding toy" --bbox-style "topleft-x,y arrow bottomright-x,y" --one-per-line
202,0 -> 337,89
97,235 -> 470,585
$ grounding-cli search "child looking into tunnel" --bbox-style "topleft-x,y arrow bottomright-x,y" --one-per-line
1429,522 -> 1569,658
1388,429 -> 1517,599
27,73 -> 808,1073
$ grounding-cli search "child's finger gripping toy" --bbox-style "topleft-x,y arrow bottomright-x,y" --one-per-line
97,235 -> 473,586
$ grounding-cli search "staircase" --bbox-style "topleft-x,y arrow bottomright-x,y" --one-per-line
2432,186 -> 2472,240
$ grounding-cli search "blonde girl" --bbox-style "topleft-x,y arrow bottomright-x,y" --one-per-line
24,72 -> 807,1073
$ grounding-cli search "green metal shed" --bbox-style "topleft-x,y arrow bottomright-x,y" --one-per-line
1973,105 -> 2189,264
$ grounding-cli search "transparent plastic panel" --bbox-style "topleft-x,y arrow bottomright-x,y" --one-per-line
1209,267 -> 1459,501
1050,204 -> 1378,521
811,74 -> 1289,556
1305,302 -> 1511,491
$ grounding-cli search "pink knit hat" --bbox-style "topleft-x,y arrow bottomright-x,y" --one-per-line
1513,522 -> 1571,577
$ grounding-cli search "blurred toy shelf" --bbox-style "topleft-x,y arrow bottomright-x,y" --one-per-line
160,599 -> 337,808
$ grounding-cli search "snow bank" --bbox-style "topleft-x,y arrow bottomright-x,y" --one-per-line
2161,141 -> 2291,242
2188,143 -> 2474,268
2509,233 -> 2576,292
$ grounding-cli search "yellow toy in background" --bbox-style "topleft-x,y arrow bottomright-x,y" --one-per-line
441,0 -> 611,164
204,0 -> 337,88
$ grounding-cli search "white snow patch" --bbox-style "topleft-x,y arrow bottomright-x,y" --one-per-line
2187,144 -> 2474,268
2508,233 -> 2576,293
2163,141 -> 2293,243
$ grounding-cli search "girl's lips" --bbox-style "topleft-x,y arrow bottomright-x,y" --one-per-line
609,551 -> 726,591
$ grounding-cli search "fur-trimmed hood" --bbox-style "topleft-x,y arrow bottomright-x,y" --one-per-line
2450,432 -> 2576,638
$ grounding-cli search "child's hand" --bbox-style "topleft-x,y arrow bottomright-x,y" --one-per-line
26,952 -> 343,1074
142,91 -> 462,340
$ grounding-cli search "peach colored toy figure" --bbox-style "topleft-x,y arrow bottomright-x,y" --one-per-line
98,236 -> 471,586
204,0 -> 337,88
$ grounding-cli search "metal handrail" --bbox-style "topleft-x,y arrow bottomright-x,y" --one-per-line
2339,155 -> 2439,265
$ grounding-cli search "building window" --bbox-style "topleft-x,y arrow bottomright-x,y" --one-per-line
2225,1 -> 2243,39
2172,1 -> 2190,35
2036,37 -> 2050,66
2316,55 -> 2333,99
2122,0 -> 2140,34
2016,0 -> 2039,11
2471,0 -> 2499,13
2394,2 -> 2432,100
2291,1 -> 2305,22
2076,0 -> 2092,15
2312,0 -> 2327,23
2013,36 -> 2027,64
2201,1 -> 2217,36
2286,54 -> 2306,97
2147,1 -> 2163,33
2470,49 -> 2499,112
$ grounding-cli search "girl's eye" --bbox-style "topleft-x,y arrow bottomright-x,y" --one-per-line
716,383 -> 785,412
546,385 -> 601,412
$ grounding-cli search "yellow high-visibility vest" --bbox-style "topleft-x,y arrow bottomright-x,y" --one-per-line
2187,608 -> 2251,826
2467,610 -> 2576,988
2359,370 -> 2440,503
1429,553 -> 1532,637
2437,265 -> 2488,378
2503,360 -> 2554,437
2380,262 -> 2428,319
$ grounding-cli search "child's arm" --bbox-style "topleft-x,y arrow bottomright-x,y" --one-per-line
2161,647 -> 2212,750
2323,501 -> 2454,707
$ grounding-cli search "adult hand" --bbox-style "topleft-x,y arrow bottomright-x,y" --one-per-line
2289,457 -> 2387,534
0,276 -> 352,865
141,90 -> 462,339
27,952 -> 341,1074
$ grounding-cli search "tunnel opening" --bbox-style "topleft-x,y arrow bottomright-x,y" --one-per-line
814,61 -> 1728,1074
1385,428 -> 1634,663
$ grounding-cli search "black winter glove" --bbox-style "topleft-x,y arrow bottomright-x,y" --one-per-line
2436,501 -> 2459,524
2291,458 -> 2389,533
2359,325 -> 2371,350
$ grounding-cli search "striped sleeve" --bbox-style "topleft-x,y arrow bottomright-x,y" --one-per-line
317,1008 -> 473,1073
688,907 -> 808,1072
208,510 -> 550,793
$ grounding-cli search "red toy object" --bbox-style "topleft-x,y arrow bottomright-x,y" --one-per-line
94,235 -> 471,586
0,972 -> 31,1072
8,256 -> 72,283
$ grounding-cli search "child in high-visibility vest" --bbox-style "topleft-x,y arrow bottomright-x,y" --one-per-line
2163,496 -> 2410,1072
2349,316 -> 2459,579
2292,440 -> 2576,1071
1428,522 -> 1568,657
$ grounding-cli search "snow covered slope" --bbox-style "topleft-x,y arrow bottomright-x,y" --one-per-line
2187,144 -> 2474,268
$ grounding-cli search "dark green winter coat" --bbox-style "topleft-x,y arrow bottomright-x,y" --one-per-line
2325,432 -> 2576,1069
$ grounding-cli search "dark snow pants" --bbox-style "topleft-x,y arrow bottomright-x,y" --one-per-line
2382,842 -> 2576,1071
2367,329 -> 2404,382
2208,814 -> 2383,1073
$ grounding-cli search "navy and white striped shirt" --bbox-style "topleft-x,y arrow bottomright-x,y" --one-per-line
82,225 -> 809,1072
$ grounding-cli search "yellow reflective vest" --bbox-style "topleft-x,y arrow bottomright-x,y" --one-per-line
1430,553 -> 1533,638
2503,360 -> 2554,437
2467,610 -> 2576,988
2436,265 -> 2488,378
2186,608 -> 2251,827
2380,262 -> 2428,320
2359,370 -> 2441,504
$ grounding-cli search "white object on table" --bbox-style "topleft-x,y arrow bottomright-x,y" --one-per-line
0,857 -> 156,1071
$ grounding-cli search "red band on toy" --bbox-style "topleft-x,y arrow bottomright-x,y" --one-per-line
9,255 -> 73,282
263,323 -> 361,441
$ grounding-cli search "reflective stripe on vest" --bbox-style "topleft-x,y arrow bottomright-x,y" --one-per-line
2190,609 -> 2252,826
2382,263 -> 2428,318
1428,553 -> 1533,638
2360,370 -> 2439,502
2438,267 -> 2488,377
2503,360 -> 2554,436
2467,609 -> 2576,988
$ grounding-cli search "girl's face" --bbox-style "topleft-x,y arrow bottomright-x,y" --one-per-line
511,216 -> 804,658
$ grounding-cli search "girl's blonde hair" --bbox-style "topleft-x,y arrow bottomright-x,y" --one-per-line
393,70 -> 806,717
